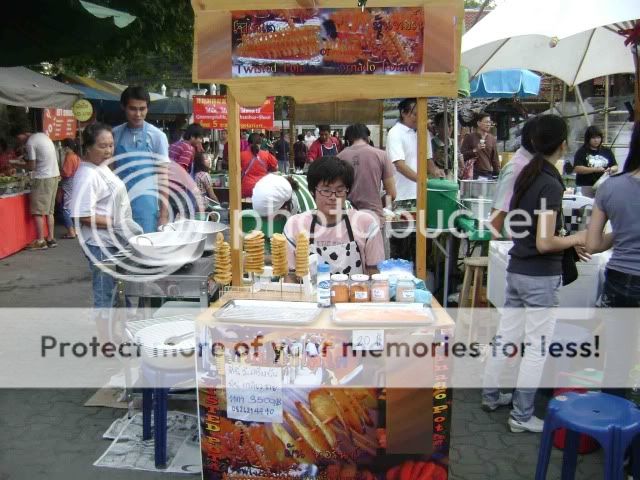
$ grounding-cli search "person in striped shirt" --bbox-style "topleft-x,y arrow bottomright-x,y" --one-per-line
169,124 -> 205,173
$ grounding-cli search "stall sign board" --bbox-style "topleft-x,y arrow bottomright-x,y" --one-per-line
225,364 -> 283,423
193,95 -> 274,129
42,109 -> 77,141
71,99 -> 94,122
231,8 -> 424,78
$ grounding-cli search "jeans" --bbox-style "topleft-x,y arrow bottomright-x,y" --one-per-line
62,207 -> 73,229
482,272 -> 562,421
278,160 -> 289,173
84,243 -> 118,319
601,268 -> 640,398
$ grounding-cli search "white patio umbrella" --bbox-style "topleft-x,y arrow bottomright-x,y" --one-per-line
462,0 -> 640,87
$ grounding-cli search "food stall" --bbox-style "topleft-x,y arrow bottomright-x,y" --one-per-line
191,0 -> 463,477
0,174 -> 45,259
197,292 -> 454,479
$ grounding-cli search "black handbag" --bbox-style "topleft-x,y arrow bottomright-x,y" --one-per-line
562,247 -> 579,286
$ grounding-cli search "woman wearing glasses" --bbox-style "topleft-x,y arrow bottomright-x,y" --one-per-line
283,156 -> 384,275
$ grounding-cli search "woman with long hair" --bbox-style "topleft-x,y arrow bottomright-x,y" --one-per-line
482,114 -> 587,433
240,132 -> 278,198
586,121 -> 640,397
573,125 -> 617,197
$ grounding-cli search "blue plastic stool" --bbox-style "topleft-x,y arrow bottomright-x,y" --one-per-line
141,363 -> 195,469
535,392 -> 640,480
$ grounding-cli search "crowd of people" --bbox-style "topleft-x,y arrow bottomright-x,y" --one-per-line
7,88 -> 639,426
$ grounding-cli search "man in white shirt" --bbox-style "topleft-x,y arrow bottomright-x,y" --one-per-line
14,127 -> 60,250
386,98 -> 443,209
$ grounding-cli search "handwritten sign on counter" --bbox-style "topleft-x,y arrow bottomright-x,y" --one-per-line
225,364 -> 283,423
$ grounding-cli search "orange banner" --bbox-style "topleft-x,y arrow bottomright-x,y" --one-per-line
231,8 -> 424,77
193,95 -> 274,129
42,108 -> 77,141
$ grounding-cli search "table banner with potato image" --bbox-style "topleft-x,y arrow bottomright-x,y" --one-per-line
197,322 -> 452,479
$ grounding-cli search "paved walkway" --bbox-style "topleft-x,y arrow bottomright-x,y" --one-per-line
0,228 -> 606,479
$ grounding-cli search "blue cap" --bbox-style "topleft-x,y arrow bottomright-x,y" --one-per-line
318,263 -> 330,272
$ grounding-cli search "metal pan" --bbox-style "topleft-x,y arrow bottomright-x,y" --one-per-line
128,231 -> 206,266
161,212 -> 228,251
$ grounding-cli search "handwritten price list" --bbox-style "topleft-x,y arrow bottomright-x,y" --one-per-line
225,364 -> 283,423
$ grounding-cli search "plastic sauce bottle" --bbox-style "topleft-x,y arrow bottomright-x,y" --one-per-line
349,274 -> 370,303
330,274 -> 350,304
370,274 -> 390,302
316,263 -> 331,308
396,274 -> 416,303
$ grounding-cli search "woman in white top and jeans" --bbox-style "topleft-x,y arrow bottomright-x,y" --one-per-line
71,123 -> 142,332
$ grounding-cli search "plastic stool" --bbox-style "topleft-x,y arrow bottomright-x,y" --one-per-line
460,256 -> 488,308
535,392 -> 640,480
141,363 -> 195,469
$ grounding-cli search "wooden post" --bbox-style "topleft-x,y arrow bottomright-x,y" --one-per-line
378,100 -> 384,148
289,98 -> 296,171
443,98 -> 449,174
416,97 -> 428,282
453,99 -> 459,181
227,89 -> 243,286
604,75 -> 609,144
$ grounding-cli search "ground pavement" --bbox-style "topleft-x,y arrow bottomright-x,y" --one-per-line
0,227 -> 605,479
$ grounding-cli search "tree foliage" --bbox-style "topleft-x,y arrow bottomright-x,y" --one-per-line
54,0 -> 195,90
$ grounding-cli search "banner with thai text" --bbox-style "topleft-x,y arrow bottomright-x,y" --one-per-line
193,95 -> 275,129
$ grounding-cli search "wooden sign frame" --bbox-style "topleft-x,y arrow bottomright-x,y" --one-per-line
192,0 -> 464,285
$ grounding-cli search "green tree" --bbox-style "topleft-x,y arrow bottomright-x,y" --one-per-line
54,0 -> 195,90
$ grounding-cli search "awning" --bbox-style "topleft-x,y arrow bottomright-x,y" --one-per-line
470,69 -> 541,98
0,67 -> 82,108
57,74 -> 164,102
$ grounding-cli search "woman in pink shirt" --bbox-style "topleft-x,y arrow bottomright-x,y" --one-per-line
283,156 -> 384,275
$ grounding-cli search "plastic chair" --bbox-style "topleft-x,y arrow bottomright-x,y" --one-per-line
535,391 -> 640,480
458,256 -> 490,343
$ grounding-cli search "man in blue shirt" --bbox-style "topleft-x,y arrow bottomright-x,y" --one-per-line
112,86 -> 170,233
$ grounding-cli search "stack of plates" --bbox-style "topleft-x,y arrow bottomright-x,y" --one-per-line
135,320 -> 196,370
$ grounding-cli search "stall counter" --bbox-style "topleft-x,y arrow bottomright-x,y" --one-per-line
0,192 -> 48,259
196,292 -> 455,480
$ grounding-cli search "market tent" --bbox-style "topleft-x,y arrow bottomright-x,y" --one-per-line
461,0 -> 640,86
470,69 -> 541,98
1,0 -> 136,66
147,97 -> 192,115
0,67 -> 82,108
58,74 -> 164,102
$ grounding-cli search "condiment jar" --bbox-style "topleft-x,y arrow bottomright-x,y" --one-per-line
349,274 -> 370,303
370,274 -> 390,302
395,274 -> 416,303
330,274 -> 350,304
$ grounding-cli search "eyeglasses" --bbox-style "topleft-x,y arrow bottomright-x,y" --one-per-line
316,187 -> 349,198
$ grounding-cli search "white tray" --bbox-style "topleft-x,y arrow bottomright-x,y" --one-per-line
213,300 -> 323,325
332,302 -> 434,326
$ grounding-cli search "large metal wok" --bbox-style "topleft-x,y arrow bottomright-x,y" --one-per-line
459,179 -> 498,200
128,231 -> 206,266
160,212 -> 228,251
